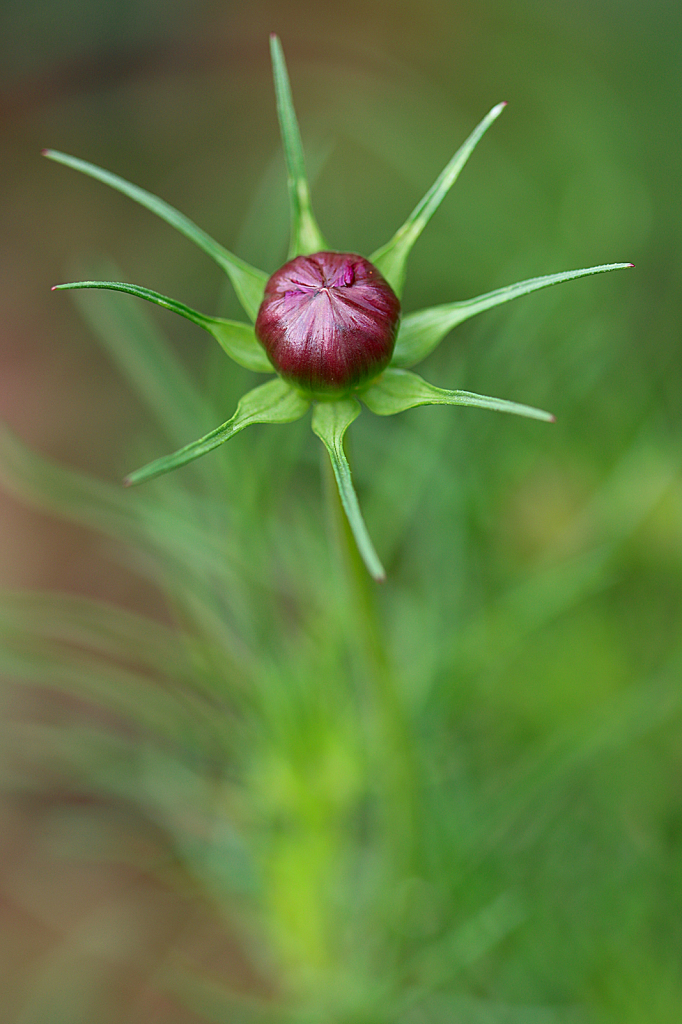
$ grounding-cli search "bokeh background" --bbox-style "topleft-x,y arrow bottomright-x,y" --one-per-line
1,0 -> 681,1021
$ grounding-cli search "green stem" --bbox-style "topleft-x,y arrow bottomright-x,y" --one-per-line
322,447 -> 420,890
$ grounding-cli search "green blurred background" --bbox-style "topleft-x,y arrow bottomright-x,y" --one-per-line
1,0 -> 681,1021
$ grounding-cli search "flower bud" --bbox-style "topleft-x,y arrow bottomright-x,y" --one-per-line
255,252 -> 400,395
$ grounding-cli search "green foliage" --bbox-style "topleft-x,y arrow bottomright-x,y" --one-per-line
42,39 -> 632,578
124,378 -> 310,486
392,263 -> 633,368
370,102 -> 507,297
55,280 -> 274,372
362,368 -> 554,420
269,33 -> 328,259
43,149 -> 268,320
312,399 -> 385,581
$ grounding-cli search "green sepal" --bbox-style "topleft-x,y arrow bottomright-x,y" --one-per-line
54,280 -> 274,373
270,35 -> 328,258
125,378 -> 310,486
208,320 -> 274,373
391,263 -> 634,368
370,102 -> 507,296
311,400 -> 385,582
362,368 -> 555,422
43,150 -> 268,321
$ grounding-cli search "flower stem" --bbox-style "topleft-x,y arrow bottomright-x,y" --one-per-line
322,447 -> 420,889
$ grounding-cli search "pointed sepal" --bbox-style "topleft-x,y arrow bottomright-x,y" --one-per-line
362,368 -> 554,422
124,378 -> 309,486
311,400 -> 385,581
43,150 -> 268,321
269,35 -> 327,258
370,102 -> 507,296
53,280 -> 274,373
391,263 -> 634,367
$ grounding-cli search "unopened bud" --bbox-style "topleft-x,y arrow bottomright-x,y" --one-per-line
255,251 -> 400,395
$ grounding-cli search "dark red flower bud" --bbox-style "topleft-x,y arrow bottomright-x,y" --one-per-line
255,252 -> 400,395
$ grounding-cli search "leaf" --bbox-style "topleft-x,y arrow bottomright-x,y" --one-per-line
370,102 -> 507,296
392,263 -> 634,367
55,280 -> 274,373
125,378 -> 310,486
43,149 -> 268,321
269,34 -> 327,258
362,368 -> 555,422
311,400 -> 385,582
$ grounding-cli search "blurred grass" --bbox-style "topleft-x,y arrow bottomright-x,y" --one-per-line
1,1 -> 681,1022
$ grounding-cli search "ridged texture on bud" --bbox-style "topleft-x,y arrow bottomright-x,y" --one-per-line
255,252 -> 401,395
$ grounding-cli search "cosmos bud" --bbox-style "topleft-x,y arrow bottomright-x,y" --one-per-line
255,251 -> 401,395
